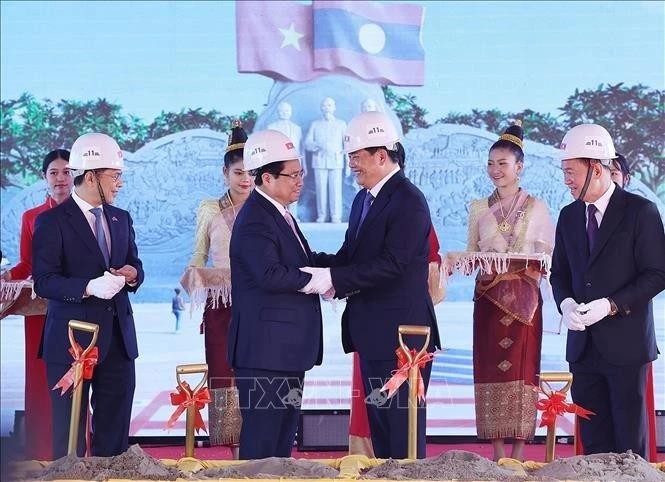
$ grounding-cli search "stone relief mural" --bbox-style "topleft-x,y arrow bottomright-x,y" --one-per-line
2,124 -> 662,301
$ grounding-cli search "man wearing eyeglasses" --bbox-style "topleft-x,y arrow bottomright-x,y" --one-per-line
32,132 -> 143,458
228,129 -> 322,459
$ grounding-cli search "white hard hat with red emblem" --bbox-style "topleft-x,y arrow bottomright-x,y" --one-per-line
559,124 -> 617,165
69,132 -> 124,176
343,111 -> 400,154
243,129 -> 302,171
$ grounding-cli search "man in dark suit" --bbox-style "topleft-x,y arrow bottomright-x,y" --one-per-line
551,123 -> 665,457
228,129 -> 323,459
301,111 -> 441,459
32,133 -> 143,458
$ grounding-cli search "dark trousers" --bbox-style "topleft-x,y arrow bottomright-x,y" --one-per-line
570,340 -> 648,458
234,367 -> 304,460
359,357 -> 432,459
46,318 -> 135,459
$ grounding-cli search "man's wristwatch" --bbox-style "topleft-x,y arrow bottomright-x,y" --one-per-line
607,297 -> 619,316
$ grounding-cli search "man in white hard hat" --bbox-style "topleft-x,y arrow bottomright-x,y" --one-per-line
227,129 -> 322,459
32,132 -> 144,458
268,101 -> 304,221
551,123 -> 665,457
299,111 -> 441,459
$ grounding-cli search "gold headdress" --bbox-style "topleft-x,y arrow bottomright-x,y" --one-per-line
499,120 -> 523,150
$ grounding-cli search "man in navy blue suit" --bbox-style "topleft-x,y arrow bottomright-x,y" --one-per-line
228,129 -> 322,460
301,111 -> 441,459
551,124 -> 665,457
32,133 -> 143,458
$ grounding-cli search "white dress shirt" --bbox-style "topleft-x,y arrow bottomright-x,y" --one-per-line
72,190 -> 111,254
585,181 -> 615,228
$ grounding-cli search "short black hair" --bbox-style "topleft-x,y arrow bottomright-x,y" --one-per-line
613,153 -> 630,176
174,288 -> 181,294
42,149 -> 70,174
253,161 -> 285,186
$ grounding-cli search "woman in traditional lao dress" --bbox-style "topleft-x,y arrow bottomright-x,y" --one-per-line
466,122 -> 554,461
1,149 -> 73,460
187,122 -> 252,455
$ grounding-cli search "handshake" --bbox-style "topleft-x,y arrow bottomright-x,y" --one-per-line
560,297 -> 612,331
85,271 -> 126,300
298,267 -> 335,300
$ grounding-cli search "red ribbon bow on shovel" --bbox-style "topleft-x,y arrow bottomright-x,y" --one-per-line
52,342 -> 99,395
380,347 -> 434,402
536,387 -> 595,428
166,381 -> 211,434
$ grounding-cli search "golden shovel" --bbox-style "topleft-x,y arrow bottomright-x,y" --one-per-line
67,320 -> 99,456
538,372 -> 573,462
398,325 -> 431,460
175,363 -> 208,458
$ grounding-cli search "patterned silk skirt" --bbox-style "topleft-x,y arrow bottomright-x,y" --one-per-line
472,293 -> 542,440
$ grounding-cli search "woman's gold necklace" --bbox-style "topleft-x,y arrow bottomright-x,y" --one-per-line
497,191 -> 520,233
226,191 -> 237,220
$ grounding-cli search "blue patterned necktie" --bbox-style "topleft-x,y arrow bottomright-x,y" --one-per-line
586,204 -> 599,253
90,207 -> 110,267
355,190 -> 374,238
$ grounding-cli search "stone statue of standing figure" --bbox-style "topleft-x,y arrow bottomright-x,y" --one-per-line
268,101 -> 304,220
305,97 -> 347,223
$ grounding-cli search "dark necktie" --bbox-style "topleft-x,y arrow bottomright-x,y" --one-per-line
586,204 -> 599,253
355,190 -> 374,238
90,207 -> 110,267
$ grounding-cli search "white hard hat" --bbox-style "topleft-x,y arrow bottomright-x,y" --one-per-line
559,124 -> 617,165
243,129 -> 302,171
69,133 -> 124,175
343,111 -> 400,154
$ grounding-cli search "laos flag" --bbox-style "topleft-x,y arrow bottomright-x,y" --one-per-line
313,1 -> 425,86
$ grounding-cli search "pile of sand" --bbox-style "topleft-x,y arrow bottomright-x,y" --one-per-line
34,445 -> 182,481
194,457 -> 339,479
528,451 -> 665,481
360,450 -> 523,480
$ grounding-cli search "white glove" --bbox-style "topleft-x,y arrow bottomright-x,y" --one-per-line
560,298 -> 586,331
86,272 -> 125,299
299,267 -> 333,295
576,298 -> 611,327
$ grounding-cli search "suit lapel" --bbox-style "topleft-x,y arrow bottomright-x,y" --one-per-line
349,171 -> 405,258
347,190 -> 364,246
570,201 -> 589,263
254,191 -> 309,263
291,217 -> 313,263
63,197 -> 107,269
588,187 -> 626,267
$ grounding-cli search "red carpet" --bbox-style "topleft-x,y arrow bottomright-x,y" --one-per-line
141,442 -> 577,462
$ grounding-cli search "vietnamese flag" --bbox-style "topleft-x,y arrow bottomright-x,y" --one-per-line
313,1 -> 425,86
236,1 -> 326,82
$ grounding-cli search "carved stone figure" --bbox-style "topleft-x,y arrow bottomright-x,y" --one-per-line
304,97 -> 347,223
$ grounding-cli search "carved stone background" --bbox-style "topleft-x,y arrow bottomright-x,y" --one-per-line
2,125 -> 662,301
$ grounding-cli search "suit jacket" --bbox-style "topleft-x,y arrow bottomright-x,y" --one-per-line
32,196 -> 144,364
228,190 -> 323,372
551,186 -> 665,365
313,170 -> 441,360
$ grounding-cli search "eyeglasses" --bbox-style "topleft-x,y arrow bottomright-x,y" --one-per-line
276,170 -> 305,180
95,171 -> 123,182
